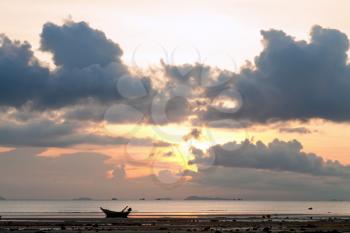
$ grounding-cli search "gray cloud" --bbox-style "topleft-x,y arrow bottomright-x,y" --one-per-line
0,35 -> 49,108
0,21 -> 150,110
279,127 -> 312,134
162,61 -> 233,88
2,23 -> 350,124
0,119 -> 131,147
63,102 -> 108,122
229,26 -> 350,122
40,21 -> 123,69
190,139 -> 350,177
183,128 -> 202,141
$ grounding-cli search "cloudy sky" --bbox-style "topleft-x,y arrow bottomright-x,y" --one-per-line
1,0 -> 350,200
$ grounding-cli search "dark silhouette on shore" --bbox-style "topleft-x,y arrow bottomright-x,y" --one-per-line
100,206 -> 132,218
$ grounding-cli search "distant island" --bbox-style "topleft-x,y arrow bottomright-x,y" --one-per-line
0,196 -> 6,200
73,197 -> 93,201
155,198 -> 172,200
185,196 -> 242,201
112,198 -> 118,201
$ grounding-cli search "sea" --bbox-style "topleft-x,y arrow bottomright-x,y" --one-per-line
0,200 -> 349,218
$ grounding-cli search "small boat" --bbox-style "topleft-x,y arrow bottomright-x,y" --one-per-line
100,206 -> 132,218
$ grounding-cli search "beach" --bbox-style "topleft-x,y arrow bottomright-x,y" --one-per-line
0,215 -> 349,233
1,201 -> 349,232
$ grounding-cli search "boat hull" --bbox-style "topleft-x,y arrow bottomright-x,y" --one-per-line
100,207 -> 130,218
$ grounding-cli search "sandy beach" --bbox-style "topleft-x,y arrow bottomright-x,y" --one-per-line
1,215 -> 349,233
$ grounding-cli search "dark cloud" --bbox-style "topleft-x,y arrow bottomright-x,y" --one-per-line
186,138 -> 350,200
165,96 -> 190,123
2,23 -> 350,124
0,21 -> 148,110
0,35 -> 49,108
162,61 -> 233,88
0,103 -> 173,148
183,128 -> 201,141
229,26 -> 350,122
0,119 -> 131,147
279,127 -> 312,134
206,119 -> 250,128
63,102 -> 107,122
40,21 -> 123,69
38,63 -> 123,109
103,103 -> 145,124
190,139 -> 350,177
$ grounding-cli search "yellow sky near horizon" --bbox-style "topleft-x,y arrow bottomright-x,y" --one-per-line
33,118 -> 350,176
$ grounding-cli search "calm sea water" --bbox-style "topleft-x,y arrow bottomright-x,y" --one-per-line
0,200 -> 349,218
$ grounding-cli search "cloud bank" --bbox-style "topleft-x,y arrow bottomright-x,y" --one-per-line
1,22 -> 350,123
1,21 -> 350,199
0,21 -> 142,110
190,139 -> 350,177
230,26 -> 350,122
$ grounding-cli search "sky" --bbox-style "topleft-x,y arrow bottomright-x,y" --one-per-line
1,0 -> 350,200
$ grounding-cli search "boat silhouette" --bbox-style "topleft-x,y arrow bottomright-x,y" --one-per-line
100,206 -> 132,218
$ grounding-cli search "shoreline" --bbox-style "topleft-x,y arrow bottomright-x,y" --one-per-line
1,215 -> 349,233
1,212 -> 350,217
2,213 -> 350,222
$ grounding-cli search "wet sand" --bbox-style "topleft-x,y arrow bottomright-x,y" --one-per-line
1,215 -> 349,233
